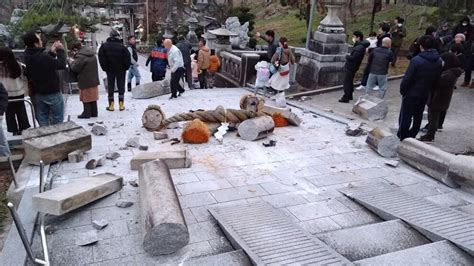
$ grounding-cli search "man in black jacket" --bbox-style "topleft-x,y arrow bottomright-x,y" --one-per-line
397,35 -> 442,140
23,31 -> 66,127
257,30 -> 279,61
176,35 -> 194,90
339,31 -> 370,103
98,30 -> 131,111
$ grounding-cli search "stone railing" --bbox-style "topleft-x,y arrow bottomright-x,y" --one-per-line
219,51 -> 242,85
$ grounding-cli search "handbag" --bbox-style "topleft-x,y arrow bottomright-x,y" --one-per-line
269,48 -> 283,75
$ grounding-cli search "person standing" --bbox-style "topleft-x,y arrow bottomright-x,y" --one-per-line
23,31 -> 66,126
419,50 -> 463,142
207,49 -> 220,89
69,43 -> 100,119
356,32 -> 378,91
146,38 -> 168,82
256,30 -> 279,61
98,30 -> 131,111
0,48 -> 30,135
365,38 -> 394,98
390,17 -> 406,67
377,23 -> 392,48
453,17 -> 474,88
126,36 -> 141,92
197,38 -> 210,89
437,22 -> 453,39
163,39 -> 185,99
0,82 -> 10,157
176,35 -> 193,89
339,31 -> 370,103
397,35 -> 442,140
268,37 -> 295,108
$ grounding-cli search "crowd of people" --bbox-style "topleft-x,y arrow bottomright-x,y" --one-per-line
339,16 -> 473,142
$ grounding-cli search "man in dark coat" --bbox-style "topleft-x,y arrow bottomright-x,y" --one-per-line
377,23 -> 392,48
0,82 -> 10,156
397,35 -> 443,140
146,38 -> 168,82
390,17 -> 406,67
176,35 -> 193,89
98,30 -> 131,111
23,31 -> 66,127
365,38 -> 394,98
257,30 -> 279,60
339,31 -> 370,103
419,51 -> 463,142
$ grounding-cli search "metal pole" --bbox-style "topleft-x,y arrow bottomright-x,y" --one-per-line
8,156 -> 18,188
146,0 -> 149,45
7,203 -> 47,265
39,160 -> 44,193
305,0 -> 316,50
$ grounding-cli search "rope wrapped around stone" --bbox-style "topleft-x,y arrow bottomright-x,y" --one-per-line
162,106 -> 266,128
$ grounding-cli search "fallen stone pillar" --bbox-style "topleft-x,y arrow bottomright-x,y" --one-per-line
352,95 -> 388,121
130,150 -> 192,170
366,128 -> 400,158
132,80 -> 171,99
448,155 -> 474,191
262,105 -> 302,126
139,160 -> 189,255
32,173 -> 123,216
23,121 -> 92,165
142,105 -> 166,131
398,138 -> 457,188
238,116 -> 275,141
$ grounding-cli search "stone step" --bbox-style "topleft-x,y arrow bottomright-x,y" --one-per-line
316,220 -> 430,261
355,240 -> 474,265
182,250 -> 252,266
340,186 -> 474,256
209,202 -> 352,265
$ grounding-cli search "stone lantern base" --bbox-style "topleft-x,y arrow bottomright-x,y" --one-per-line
296,48 -> 346,88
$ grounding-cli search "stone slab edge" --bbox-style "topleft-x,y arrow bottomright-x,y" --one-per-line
0,164 -> 51,265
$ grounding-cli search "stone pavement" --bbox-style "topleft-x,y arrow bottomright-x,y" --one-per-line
294,78 -> 474,154
27,86 -> 474,264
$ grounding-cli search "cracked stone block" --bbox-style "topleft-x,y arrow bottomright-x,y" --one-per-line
91,124 -> 107,136
366,128 -> 400,158
76,230 -> 99,246
153,131 -> 168,140
32,173 -> 123,216
352,95 -> 388,121
23,121 -> 92,165
116,199 -> 134,208
92,219 -> 109,230
68,150 -> 84,163
132,80 -> 171,99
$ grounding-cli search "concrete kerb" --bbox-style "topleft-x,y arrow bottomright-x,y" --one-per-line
1,163 -> 51,265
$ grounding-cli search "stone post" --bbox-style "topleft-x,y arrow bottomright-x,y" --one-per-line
240,53 -> 260,87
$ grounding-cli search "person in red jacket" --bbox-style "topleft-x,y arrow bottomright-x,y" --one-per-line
207,49 -> 220,89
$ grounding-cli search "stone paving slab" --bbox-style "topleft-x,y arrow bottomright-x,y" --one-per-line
341,186 -> 474,256
209,202 -> 352,265
317,220 -> 430,261
182,250 -> 252,266
356,240 -> 474,265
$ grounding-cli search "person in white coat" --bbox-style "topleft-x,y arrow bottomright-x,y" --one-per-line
164,39 -> 185,99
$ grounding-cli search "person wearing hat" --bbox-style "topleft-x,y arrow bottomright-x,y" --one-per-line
390,16 -> 406,67
98,30 -> 131,111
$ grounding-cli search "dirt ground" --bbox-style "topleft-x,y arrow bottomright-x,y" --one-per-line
0,169 -> 12,250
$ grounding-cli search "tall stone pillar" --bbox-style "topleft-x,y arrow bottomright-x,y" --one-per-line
296,0 -> 347,88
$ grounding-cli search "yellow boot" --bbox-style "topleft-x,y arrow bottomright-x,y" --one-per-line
119,101 -> 125,111
106,101 -> 114,111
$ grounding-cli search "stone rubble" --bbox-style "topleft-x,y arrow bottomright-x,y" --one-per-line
116,199 -> 134,208
92,219 -> 109,230
76,230 -> 99,246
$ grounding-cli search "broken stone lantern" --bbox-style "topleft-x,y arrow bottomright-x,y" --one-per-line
296,0 -> 348,88
207,27 -> 238,54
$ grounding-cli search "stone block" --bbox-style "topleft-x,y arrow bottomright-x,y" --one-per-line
353,95 -> 388,121
92,219 -> 108,230
447,155 -> 474,191
23,121 -> 92,165
311,42 -> 348,55
313,31 -> 347,43
132,80 -> 171,99
296,55 -> 345,88
32,173 -> 123,216
153,131 -> 168,140
139,160 -> 189,255
68,150 -> 84,163
130,150 -> 192,170
366,128 -> 400,158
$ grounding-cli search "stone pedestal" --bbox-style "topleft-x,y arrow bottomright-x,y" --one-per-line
295,2 -> 347,88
